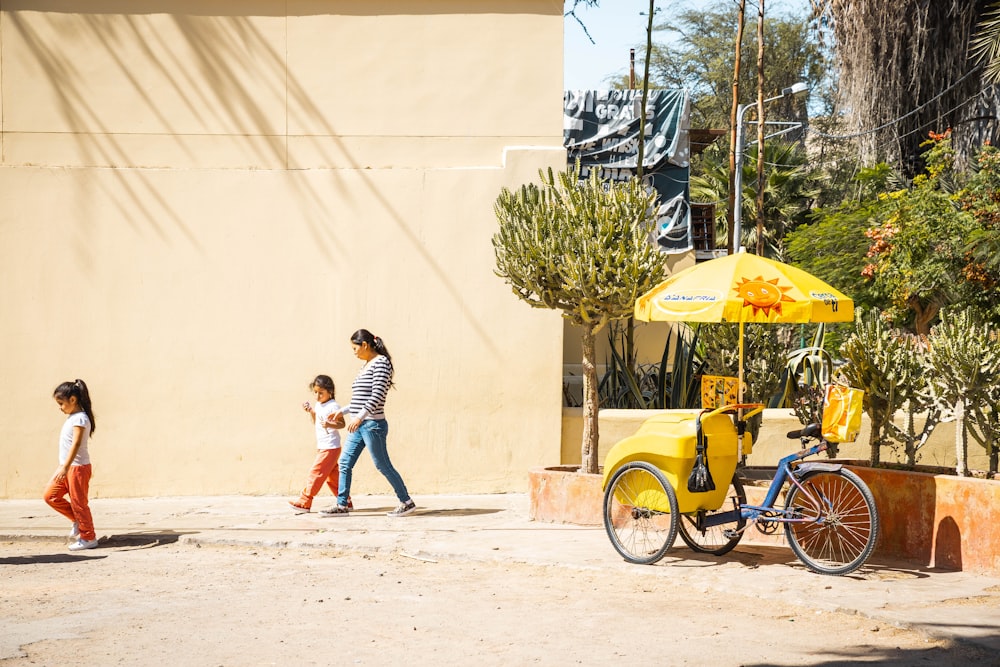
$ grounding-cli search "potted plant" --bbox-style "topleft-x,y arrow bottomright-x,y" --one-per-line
493,165 -> 667,510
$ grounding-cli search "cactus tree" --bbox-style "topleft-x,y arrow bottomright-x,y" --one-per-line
926,308 -> 1000,475
493,166 -> 666,474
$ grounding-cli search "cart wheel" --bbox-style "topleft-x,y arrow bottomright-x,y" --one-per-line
784,468 -> 879,576
603,461 -> 679,565
678,473 -> 747,556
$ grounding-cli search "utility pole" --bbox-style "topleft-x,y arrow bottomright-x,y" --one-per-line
755,0 -> 767,256
636,0 -> 655,180
726,0 -> 747,254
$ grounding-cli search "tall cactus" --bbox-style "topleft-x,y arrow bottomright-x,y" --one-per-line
493,165 -> 666,474
839,310 -> 924,465
925,308 -> 1000,475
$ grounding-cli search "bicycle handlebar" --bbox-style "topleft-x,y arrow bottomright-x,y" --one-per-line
786,423 -> 821,440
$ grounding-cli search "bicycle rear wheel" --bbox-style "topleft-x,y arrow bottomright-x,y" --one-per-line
603,461 -> 679,565
677,473 -> 746,556
784,468 -> 879,575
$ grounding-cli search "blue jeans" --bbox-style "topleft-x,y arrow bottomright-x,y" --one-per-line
337,419 -> 410,506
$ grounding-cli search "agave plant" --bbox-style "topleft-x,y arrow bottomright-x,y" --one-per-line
599,321 -> 705,410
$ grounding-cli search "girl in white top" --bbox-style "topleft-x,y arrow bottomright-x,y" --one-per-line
289,375 -> 351,513
44,379 -> 99,551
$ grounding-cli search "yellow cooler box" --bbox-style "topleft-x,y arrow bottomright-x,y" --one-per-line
601,410 -> 748,514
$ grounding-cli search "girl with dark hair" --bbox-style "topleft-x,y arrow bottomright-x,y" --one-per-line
320,329 -> 416,517
288,375 -> 352,513
45,379 -> 99,550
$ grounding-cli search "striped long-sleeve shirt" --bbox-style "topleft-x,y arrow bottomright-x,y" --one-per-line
345,355 -> 392,421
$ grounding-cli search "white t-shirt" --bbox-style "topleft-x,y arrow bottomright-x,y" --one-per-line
59,412 -> 92,466
314,399 -> 343,450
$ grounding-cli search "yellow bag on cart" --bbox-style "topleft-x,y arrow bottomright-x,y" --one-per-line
821,384 -> 864,443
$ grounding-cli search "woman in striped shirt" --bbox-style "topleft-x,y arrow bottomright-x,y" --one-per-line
321,329 -> 416,517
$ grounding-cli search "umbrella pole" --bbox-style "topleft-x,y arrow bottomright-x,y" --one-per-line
738,321 -> 745,461
738,321 -> 745,406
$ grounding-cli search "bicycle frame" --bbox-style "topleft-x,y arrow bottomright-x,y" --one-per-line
698,438 -> 836,531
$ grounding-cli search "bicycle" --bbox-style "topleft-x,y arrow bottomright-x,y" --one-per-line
602,404 -> 880,576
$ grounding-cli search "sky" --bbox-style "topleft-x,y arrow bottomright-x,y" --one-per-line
563,0 -> 809,92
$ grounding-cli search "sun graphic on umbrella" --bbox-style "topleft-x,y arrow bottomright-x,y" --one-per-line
733,275 -> 795,317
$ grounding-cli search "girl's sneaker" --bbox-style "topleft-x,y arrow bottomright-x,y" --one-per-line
69,522 -> 80,538
288,501 -> 311,514
319,505 -> 350,517
68,538 -> 99,551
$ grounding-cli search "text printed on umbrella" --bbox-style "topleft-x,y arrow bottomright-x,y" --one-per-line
811,292 -> 840,312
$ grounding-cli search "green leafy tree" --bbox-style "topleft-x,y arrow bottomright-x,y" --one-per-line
862,136 -> 991,334
493,166 -> 666,474
957,143 -> 1000,324
645,2 -> 828,129
786,164 -> 893,316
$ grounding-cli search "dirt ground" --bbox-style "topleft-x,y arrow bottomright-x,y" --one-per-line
1,539 -> 996,666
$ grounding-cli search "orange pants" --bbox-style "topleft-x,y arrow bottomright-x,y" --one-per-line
296,449 -> 349,509
44,464 -> 95,541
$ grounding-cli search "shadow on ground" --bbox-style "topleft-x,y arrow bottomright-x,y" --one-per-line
0,552 -> 108,565
658,544 -> 935,580
345,507 -> 503,517
743,638 -> 998,666
100,530 -> 198,550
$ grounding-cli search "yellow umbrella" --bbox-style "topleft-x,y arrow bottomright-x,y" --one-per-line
635,252 -> 854,403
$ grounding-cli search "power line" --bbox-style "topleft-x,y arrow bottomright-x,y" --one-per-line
804,67 -> 985,141
747,86 -> 994,172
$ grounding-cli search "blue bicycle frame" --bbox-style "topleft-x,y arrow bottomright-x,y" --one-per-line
699,438 -> 840,530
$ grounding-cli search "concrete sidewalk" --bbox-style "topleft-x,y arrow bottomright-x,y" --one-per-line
3,493 -> 1000,653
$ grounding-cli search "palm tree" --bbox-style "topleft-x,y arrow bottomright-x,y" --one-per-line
814,0 -> 992,174
691,139 -> 819,259
971,1 -> 1000,84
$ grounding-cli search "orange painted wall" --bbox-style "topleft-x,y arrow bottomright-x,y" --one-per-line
850,466 -> 1000,576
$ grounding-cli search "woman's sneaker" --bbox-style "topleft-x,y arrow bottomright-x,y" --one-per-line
68,538 -> 99,551
69,522 -> 80,538
386,500 -> 416,517
319,505 -> 350,517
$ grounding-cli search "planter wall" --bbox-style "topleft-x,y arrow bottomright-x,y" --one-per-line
528,466 -> 603,526
847,464 -> 1000,576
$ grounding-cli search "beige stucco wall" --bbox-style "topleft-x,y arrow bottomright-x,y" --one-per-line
0,1 -> 567,497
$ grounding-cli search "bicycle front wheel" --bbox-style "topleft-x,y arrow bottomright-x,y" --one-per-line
677,473 -> 746,556
603,461 -> 679,565
784,468 -> 879,575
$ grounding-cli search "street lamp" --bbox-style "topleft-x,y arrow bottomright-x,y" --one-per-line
731,82 -> 808,254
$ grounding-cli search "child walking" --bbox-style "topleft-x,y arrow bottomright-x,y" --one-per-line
44,379 -> 99,551
289,375 -> 351,513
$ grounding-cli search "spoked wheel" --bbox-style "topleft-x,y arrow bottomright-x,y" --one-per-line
784,468 -> 880,575
678,473 -> 747,556
603,461 -> 679,565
